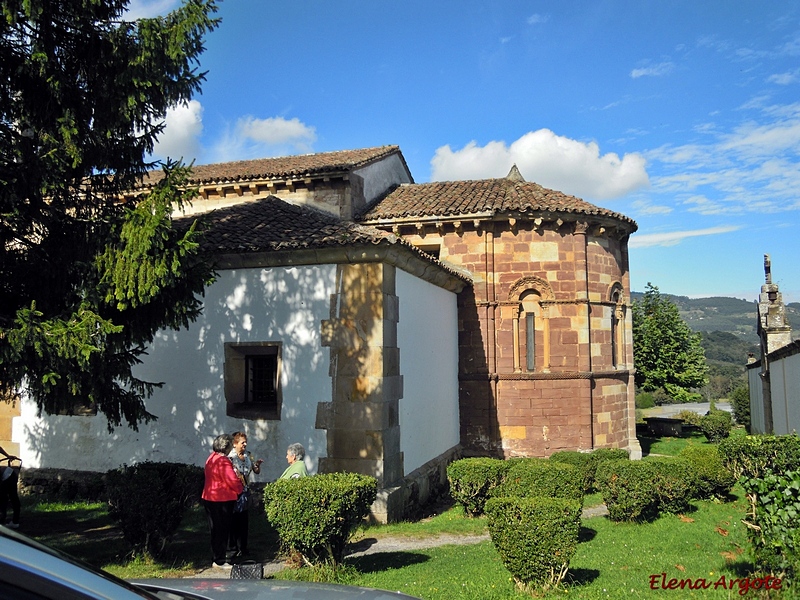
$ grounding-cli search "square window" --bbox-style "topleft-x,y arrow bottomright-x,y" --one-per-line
224,342 -> 282,420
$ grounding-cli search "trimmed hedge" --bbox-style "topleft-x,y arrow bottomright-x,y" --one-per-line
485,496 -> 581,593
596,460 -> 658,522
549,449 -> 630,494
105,462 -> 203,557
699,410 -> 732,443
647,457 -> 697,514
679,444 -> 735,500
719,434 -> 800,480
741,470 -> 800,580
447,457 -> 512,517
263,472 -> 377,565
493,458 -> 583,505
548,451 -> 593,493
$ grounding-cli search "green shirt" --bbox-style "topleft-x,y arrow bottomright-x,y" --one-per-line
279,460 -> 308,480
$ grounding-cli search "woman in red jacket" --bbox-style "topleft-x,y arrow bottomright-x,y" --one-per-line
201,434 -> 244,569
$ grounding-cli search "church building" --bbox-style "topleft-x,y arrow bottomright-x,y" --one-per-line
11,145 -> 641,521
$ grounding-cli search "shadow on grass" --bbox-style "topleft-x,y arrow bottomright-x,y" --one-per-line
578,526 -> 597,543
346,551 -> 430,574
564,567 -> 601,587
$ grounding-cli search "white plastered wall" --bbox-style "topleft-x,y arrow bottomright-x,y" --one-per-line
770,353 -> 800,435
17,265 -> 335,482
395,268 -> 460,475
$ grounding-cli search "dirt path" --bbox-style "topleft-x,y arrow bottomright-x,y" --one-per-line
191,503 -> 610,579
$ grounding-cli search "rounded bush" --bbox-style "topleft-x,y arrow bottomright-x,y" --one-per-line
679,444 -> 735,500
446,457 -> 512,517
105,462 -> 203,557
647,457 -> 697,514
549,451 -> 593,493
485,496 -> 581,593
699,410 -> 732,443
263,472 -> 377,565
596,460 -> 659,522
494,458 -> 583,505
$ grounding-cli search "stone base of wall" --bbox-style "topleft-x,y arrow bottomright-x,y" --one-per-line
370,444 -> 461,524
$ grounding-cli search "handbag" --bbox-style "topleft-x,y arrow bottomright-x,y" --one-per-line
234,486 -> 250,512
230,560 -> 263,579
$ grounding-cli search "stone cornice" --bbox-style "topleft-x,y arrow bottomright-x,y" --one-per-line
460,370 -> 632,381
362,211 -> 636,239
214,244 -> 470,293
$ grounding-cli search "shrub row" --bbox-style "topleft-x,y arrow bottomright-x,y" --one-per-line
596,444 -> 735,523
719,434 -> 800,582
448,450 -> 624,594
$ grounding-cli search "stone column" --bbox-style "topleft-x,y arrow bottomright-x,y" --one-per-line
317,262 -> 404,489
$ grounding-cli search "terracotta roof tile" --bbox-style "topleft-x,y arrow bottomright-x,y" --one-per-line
143,146 -> 403,187
177,197 -> 470,283
359,178 -> 637,229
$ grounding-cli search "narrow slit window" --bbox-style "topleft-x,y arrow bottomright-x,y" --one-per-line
526,313 -> 535,371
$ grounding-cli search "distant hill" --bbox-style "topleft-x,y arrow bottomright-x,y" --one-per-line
630,292 -> 800,345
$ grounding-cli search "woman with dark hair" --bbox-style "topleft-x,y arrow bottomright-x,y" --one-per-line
227,431 -> 263,557
201,434 -> 243,569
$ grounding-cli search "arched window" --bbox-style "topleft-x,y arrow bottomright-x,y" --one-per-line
520,290 -> 541,371
509,276 -> 554,373
609,284 -> 625,369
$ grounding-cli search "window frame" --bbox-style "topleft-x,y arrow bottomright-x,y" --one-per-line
224,342 -> 282,420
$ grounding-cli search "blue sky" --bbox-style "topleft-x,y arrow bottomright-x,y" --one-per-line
132,0 -> 800,302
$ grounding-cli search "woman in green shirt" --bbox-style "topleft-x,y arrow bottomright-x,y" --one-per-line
279,443 -> 308,479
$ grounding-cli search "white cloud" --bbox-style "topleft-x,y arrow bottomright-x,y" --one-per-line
211,116 -> 317,162
632,200 -> 673,216
527,14 -> 549,25
152,100 -> 203,162
629,225 -> 741,248
630,62 -> 675,79
768,70 -> 800,85
238,116 -> 316,146
430,129 -> 650,200
124,0 -> 179,19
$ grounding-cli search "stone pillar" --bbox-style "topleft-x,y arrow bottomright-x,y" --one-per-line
757,254 -> 792,434
317,262 -> 404,488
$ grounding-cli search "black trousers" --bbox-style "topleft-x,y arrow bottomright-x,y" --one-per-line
0,469 -> 20,525
203,499 -> 235,564
229,509 -> 249,553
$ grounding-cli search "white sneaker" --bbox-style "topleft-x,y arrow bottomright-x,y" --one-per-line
213,562 -> 232,570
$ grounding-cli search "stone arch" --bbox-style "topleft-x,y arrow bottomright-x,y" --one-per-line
508,276 -> 555,303
508,276 -> 554,372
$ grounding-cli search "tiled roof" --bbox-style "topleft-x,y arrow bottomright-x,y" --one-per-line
359,178 -> 637,229
142,146 -> 403,187
177,197 -> 469,282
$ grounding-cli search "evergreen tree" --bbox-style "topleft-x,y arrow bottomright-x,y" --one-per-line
632,283 -> 708,403
0,1 -> 219,429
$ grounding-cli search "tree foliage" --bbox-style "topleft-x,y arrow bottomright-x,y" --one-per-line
0,0 -> 219,429
632,283 -> 708,403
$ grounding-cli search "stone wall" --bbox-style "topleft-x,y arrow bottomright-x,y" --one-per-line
397,217 -> 638,458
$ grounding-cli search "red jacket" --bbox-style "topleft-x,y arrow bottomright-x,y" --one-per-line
202,451 -> 244,502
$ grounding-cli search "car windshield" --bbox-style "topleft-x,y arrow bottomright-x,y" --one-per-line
0,525 -> 160,599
